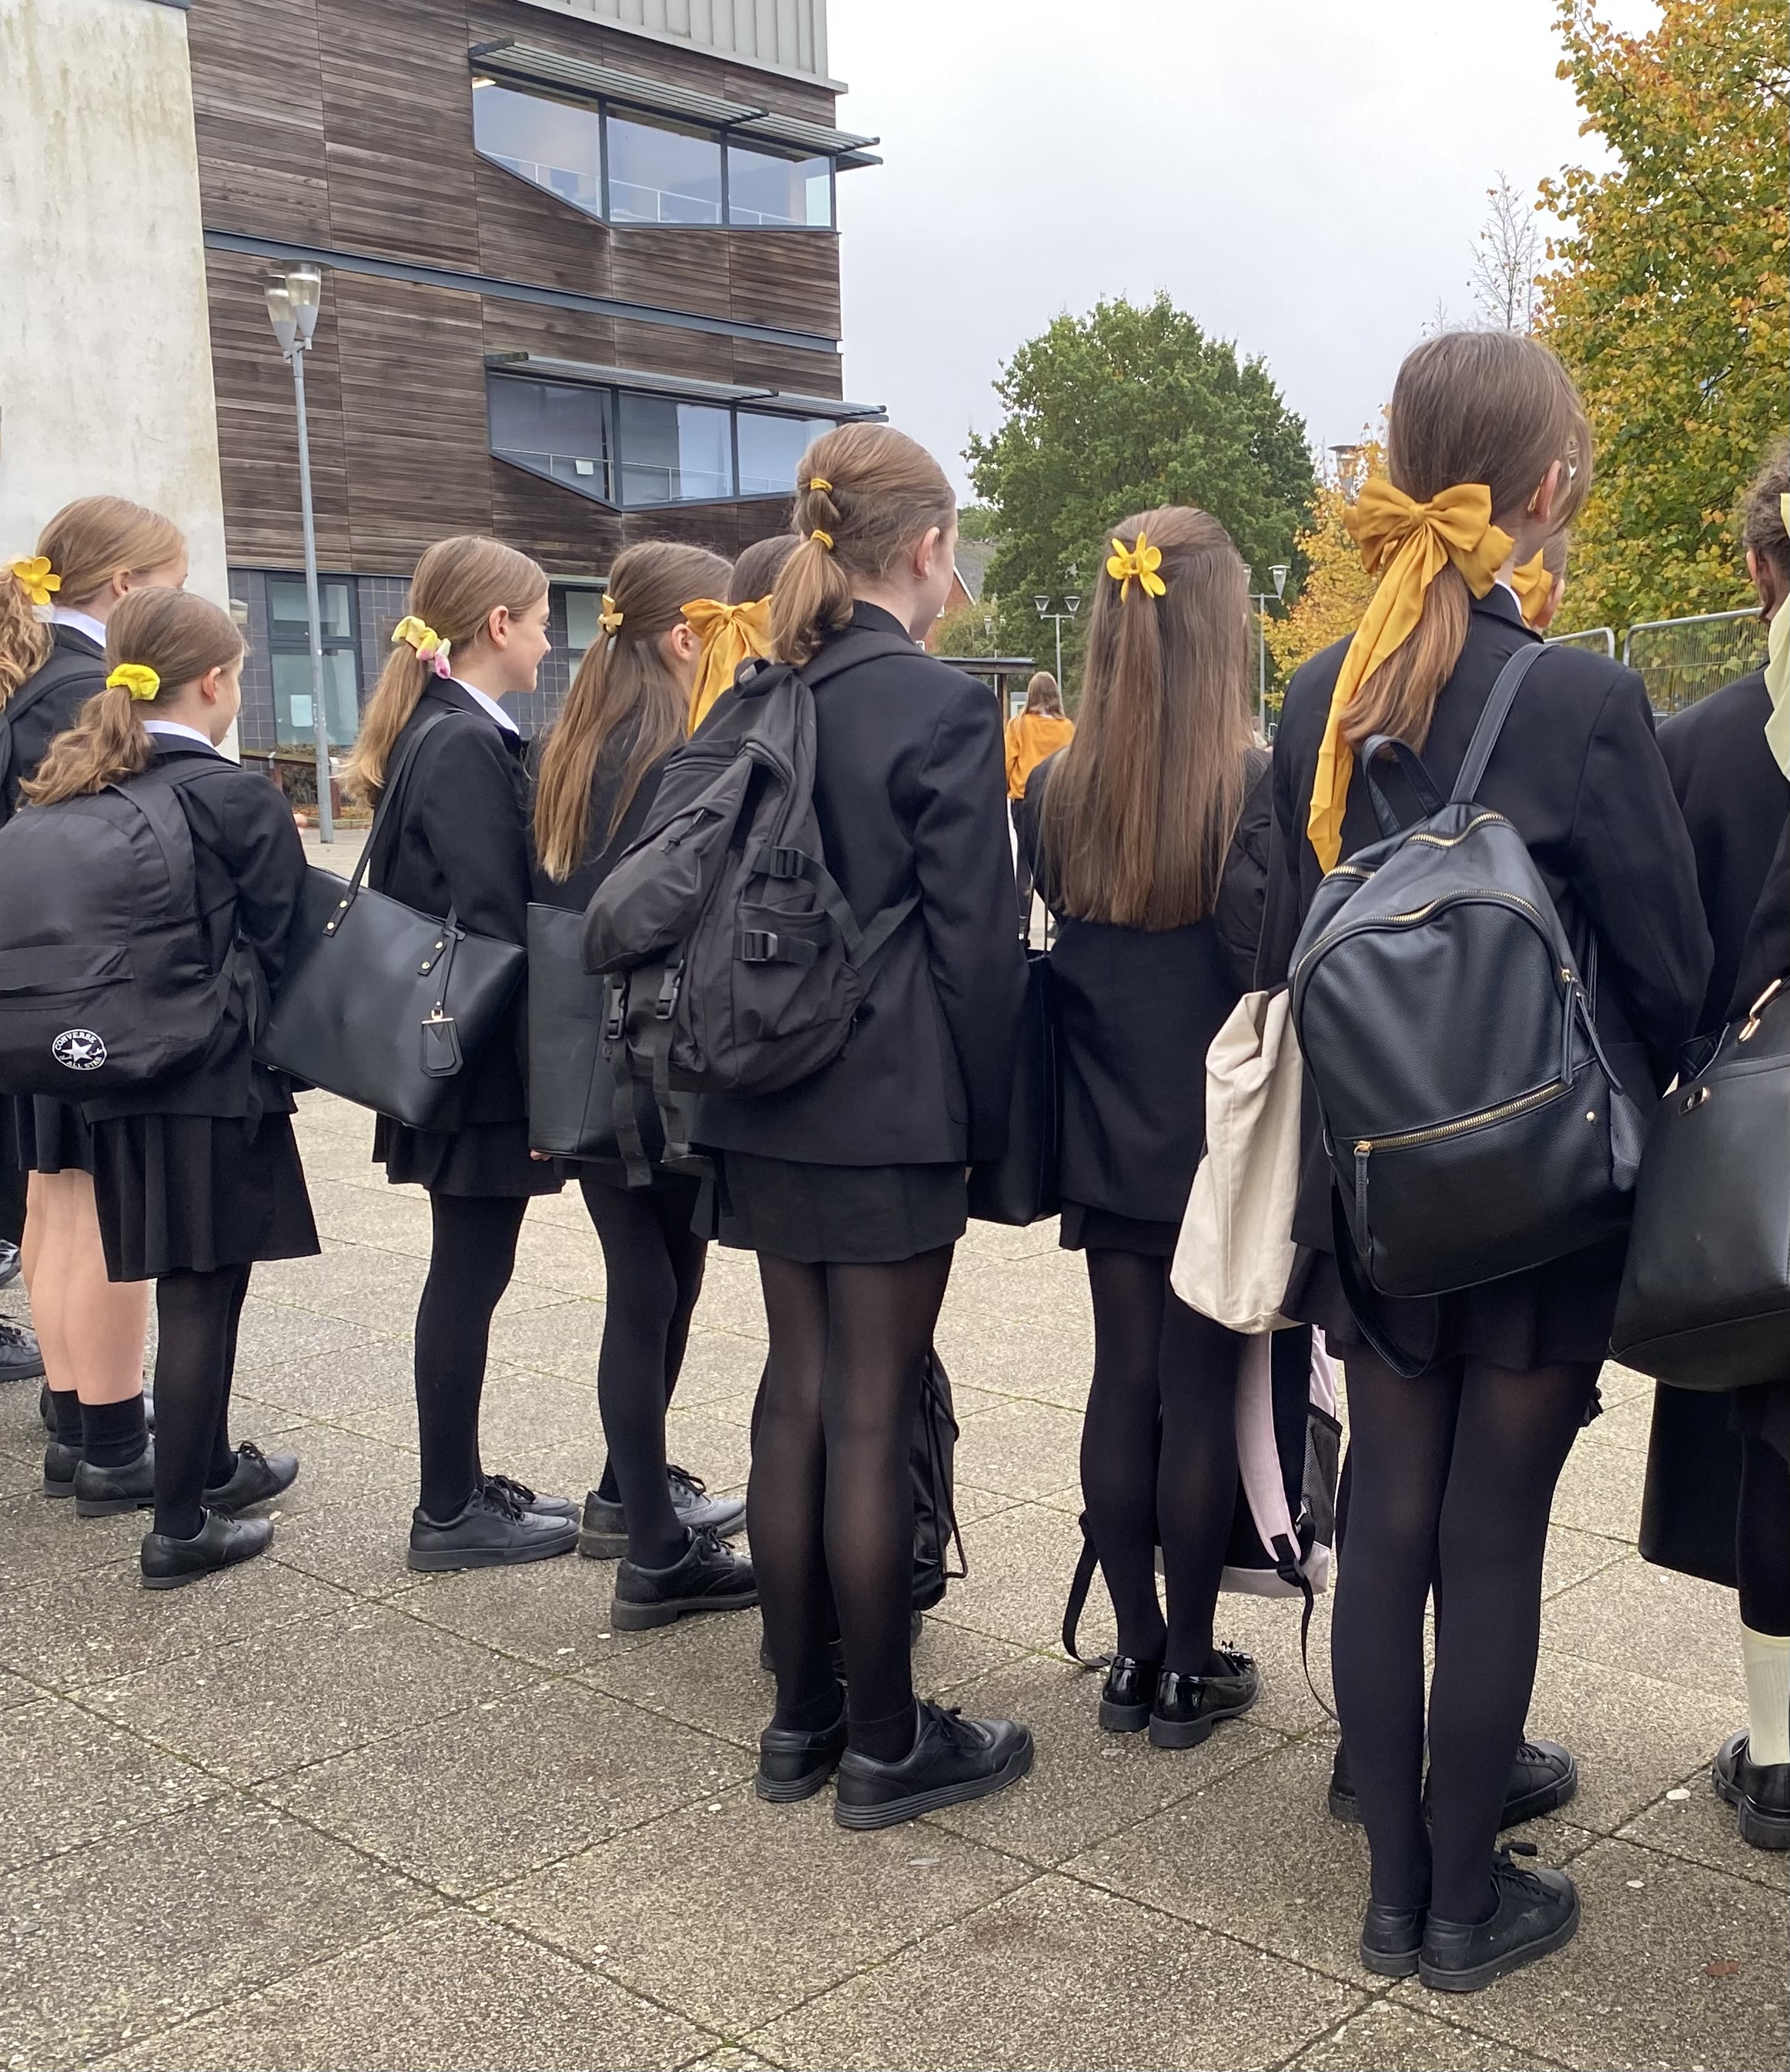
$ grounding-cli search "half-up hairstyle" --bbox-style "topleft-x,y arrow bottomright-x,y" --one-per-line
347,536 -> 547,800
534,540 -> 731,881
1039,507 -> 1253,931
2,496 -> 186,708
25,589 -> 243,806
770,423 -> 956,665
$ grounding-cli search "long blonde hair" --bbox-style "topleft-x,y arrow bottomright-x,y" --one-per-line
534,541 -> 730,881
2,497 -> 186,707
25,589 -> 242,806
1039,507 -> 1253,930
347,536 -> 547,799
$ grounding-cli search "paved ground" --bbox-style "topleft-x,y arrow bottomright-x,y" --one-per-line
0,1083 -> 1784,2072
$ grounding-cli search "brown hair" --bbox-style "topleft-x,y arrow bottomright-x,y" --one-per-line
25,589 -> 243,805
533,541 -> 730,881
729,532 -> 800,605
347,536 -> 547,799
2,496 -> 186,707
1342,331 -> 1592,754
1023,671 -> 1063,717
1039,507 -> 1253,930
769,424 -> 956,664
1740,438 -> 1790,614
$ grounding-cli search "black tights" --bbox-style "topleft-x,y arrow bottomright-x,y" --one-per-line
751,1246 -> 954,1758
1332,1347 -> 1597,1923
413,1193 -> 526,1521
152,1263 -> 251,1539
580,1174 -> 706,1567
1738,1432 -> 1790,1637
1080,1250 -> 1244,1673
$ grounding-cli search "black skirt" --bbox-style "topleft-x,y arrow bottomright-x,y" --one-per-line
89,1111 -> 320,1282
2,1095 -> 95,1177
716,1153 -> 966,1264
1059,1201 -> 1179,1257
373,1115 -> 563,1200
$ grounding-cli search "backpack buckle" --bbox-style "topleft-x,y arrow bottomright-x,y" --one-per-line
737,930 -> 779,963
654,959 -> 684,1019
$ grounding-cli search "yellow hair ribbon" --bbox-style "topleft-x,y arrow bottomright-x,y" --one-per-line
1511,550 -> 1554,627
9,555 -> 61,608
105,662 -> 161,702
681,596 -> 775,734
810,529 -> 835,551
1307,480 -> 1515,872
598,594 -> 624,636
1105,529 -> 1166,602
392,614 -> 452,676
807,477 -> 833,494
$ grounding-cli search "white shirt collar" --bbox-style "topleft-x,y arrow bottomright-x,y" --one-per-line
142,719 -> 219,751
450,677 -> 520,735
50,605 -> 107,648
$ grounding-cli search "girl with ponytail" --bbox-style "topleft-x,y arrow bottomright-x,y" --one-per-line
1267,330 -> 1710,1988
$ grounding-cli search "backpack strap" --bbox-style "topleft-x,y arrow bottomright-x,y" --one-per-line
1450,641 -> 1551,804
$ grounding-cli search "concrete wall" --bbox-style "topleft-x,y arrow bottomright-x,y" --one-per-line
517,0 -> 838,89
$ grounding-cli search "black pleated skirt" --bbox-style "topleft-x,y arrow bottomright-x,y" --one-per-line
373,1115 -> 563,1200
715,1153 -> 966,1264
89,1111 -> 320,1282
1058,1201 -> 1179,1258
2,1095 -> 95,1176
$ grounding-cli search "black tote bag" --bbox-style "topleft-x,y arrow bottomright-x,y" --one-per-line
256,713 -> 526,1130
968,947 -> 1060,1226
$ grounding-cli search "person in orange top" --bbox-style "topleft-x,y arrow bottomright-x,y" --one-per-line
1005,671 -> 1073,923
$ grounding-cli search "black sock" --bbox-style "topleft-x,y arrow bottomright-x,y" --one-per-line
81,1393 -> 147,1470
49,1387 -> 83,1448
851,1701 -> 918,1763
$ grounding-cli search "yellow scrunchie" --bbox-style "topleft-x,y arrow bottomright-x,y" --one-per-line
683,596 -> 774,733
1307,480 -> 1515,871
1511,551 -> 1554,628
9,556 -> 61,608
105,663 -> 161,702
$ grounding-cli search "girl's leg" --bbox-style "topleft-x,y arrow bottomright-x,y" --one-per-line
1079,1249 -> 1168,1662
1156,1293 -> 1246,1674
413,1193 -> 527,1521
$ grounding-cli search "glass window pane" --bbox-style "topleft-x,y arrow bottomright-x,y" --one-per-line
606,112 -> 722,225
727,144 -> 832,227
267,577 -> 352,643
561,587 -> 604,660
617,393 -> 734,505
272,649 -> 360,747
487,377 -> 614,501
735,412 -> 833,497
472,80 -> 603,217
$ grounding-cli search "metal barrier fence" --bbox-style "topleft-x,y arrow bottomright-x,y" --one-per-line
1621,608 -> 1767,716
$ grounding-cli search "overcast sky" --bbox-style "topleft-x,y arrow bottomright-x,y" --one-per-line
826,0 -> 1659,497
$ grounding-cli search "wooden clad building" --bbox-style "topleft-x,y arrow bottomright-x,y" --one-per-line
186,0 -> 880,748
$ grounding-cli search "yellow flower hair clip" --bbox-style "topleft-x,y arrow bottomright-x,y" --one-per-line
106,663 -> 161,702
1106,531 -> 1166,602
393,614 -> 452,677
598,594 -> 624,635
9,555 -> 61,608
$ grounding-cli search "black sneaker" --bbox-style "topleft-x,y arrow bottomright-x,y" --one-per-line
42,1439 -> 82,1499
1713,1729 -> 1790,1851
611,1527 -> 757,1630
74,1445 -> 156,1518
484,1472 -> 579,1521
1417,1843 -> 1580,1993
205,1441 -> 299,1516
1148,1647 -> 1259,1749
1360,1900 -> 1427,1979
1099,1655 -> 1163,1734
0,1321 -> 44,1385
757,1696 -> 850,1803
1330,1736 -> 1580,1829
142,1510 -> 274,1590
407,1482 -> 580,1572
578,1464 -> 746,1560
835,1702 -> 1034,1830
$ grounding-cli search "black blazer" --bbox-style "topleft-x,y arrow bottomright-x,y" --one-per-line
366,677 -> 533,1129
696,604 -> 1027,1167
1658,667 -> 1790,1029
2,624 -> 105,818
1021,749 -> 1272,1223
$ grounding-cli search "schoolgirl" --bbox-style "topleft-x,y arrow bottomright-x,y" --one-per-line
346,536 -> 576,1572
22,588 -> 313,1587
698,423 -> 1031,1826
1267,330 -> 1710,1988
2,498 -> 189,1509
530,540 -> 754,1625
1005,670 -> 1074,923
1019,507 -> 1270,1748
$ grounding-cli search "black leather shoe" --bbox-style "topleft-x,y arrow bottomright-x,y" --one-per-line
1360,1900 -> 1427,1978
42,1439 -> 81,1499
579,1464 -> 746,1559
407,1483 -> 579,1572
205,1441 -> 299,1515
1713,1729 -> 1790,1850
757,1699 -> 850,1803
0,1321 -> 44,1385
74,1445 -> 155,1518
484,1472 -> 578,1521
141,1511 -> 274,1590
612,1527 -> 757,1630
1099,1655 -> 1163,1734
1417,1843 -> 1579,1992
1149,1648 -> 1260,1749
1330,1736 -> 1579,1829
835,1702 -> 1033,1830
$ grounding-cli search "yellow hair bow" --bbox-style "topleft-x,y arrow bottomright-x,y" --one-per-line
106,662 -> 161,702
1307,480 -> 1515,872
1106,530 -> 1166,602
810,529 -> 835,551
807,477 -> 833,494
598,594 -> 624,635
1511,550 -> 1555,628
392,614 -> 452,677
9,555 -> 61,608
682,596 -> 775,733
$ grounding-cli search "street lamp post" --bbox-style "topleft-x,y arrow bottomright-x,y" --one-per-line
1032,577 -> 1082,690
265,264 -> 333,843
1243,563 -> 1291,734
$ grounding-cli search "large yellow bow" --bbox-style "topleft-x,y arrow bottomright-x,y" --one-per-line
9,555 -> 61,608
105,662 -> 161,702
1510,551 -> 1554,628
1307,480 -> 1514,871
1106,530 -> 1166,602
683,596 -> 774,733
392,614 -> 451,677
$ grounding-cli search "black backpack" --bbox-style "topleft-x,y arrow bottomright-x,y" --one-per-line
580,629 -> 921,1172
1289,643 -> 1645,1366
0,765 -> 243,1096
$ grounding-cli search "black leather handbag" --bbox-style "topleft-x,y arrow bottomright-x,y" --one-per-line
1611,976 -> 1790,1391
969,947 -> 1060,1226
256,713 -> 527,1130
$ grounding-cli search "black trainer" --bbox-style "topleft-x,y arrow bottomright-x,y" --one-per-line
1418,1843 -> 1579,1993
74,1445 -> 156,1518
141,1511 -> 274,1590
0,1321 -> 44,1385
611,1527 -> 757,1630
579,1464 -> 746,1559
835,1702 -> 1033,1830
1099,1655 -> 1163,1734
1713,1729 -> 1790,1851
1359,1900 -> 1427,1979
205,1441 -> 299,1516
42,1439 -> 82,1499
407,1481 -> 580,1572
1148,1648 -> 1259,1749
484,1472 -> 579,1521
1330,1736 -> 1580,1829
757,1698 -> 850,1803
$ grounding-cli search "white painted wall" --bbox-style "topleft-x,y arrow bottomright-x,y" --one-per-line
517,0 -> 839,89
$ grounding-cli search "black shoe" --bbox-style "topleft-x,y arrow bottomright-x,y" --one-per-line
1417,1843 -> 1580,1992
74,1445 -> 155,1517
1713,1730 -> 1790,1850
757,1698 -> 850,1803
1330,1736 -> 1580,1829
1149,1647 -> 1260,1749
205,1440 -> 299,1515
835,1702 -> 1034,1830
407,1482 -> 580,1572
0,1239 -> 18,1287
42,1439 -> 82,1499
0,1321 -> 44,1384
578,1464 -> 746,1560
141,1510 -> 274,1590
612,1527 -> 757,1630
1360,1900 -> 1427,1979
1099,1655 -> 1163,1734
483,1472 -> 578,1521
758,1612 -> 918,1678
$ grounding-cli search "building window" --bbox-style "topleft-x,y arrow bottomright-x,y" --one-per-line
728,143 -> 833,228
605,111 -> 724,225
487,377 -> 615,500
472,79 -> 604,216
736,411 -> 834,497
267,576 -> 360,745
